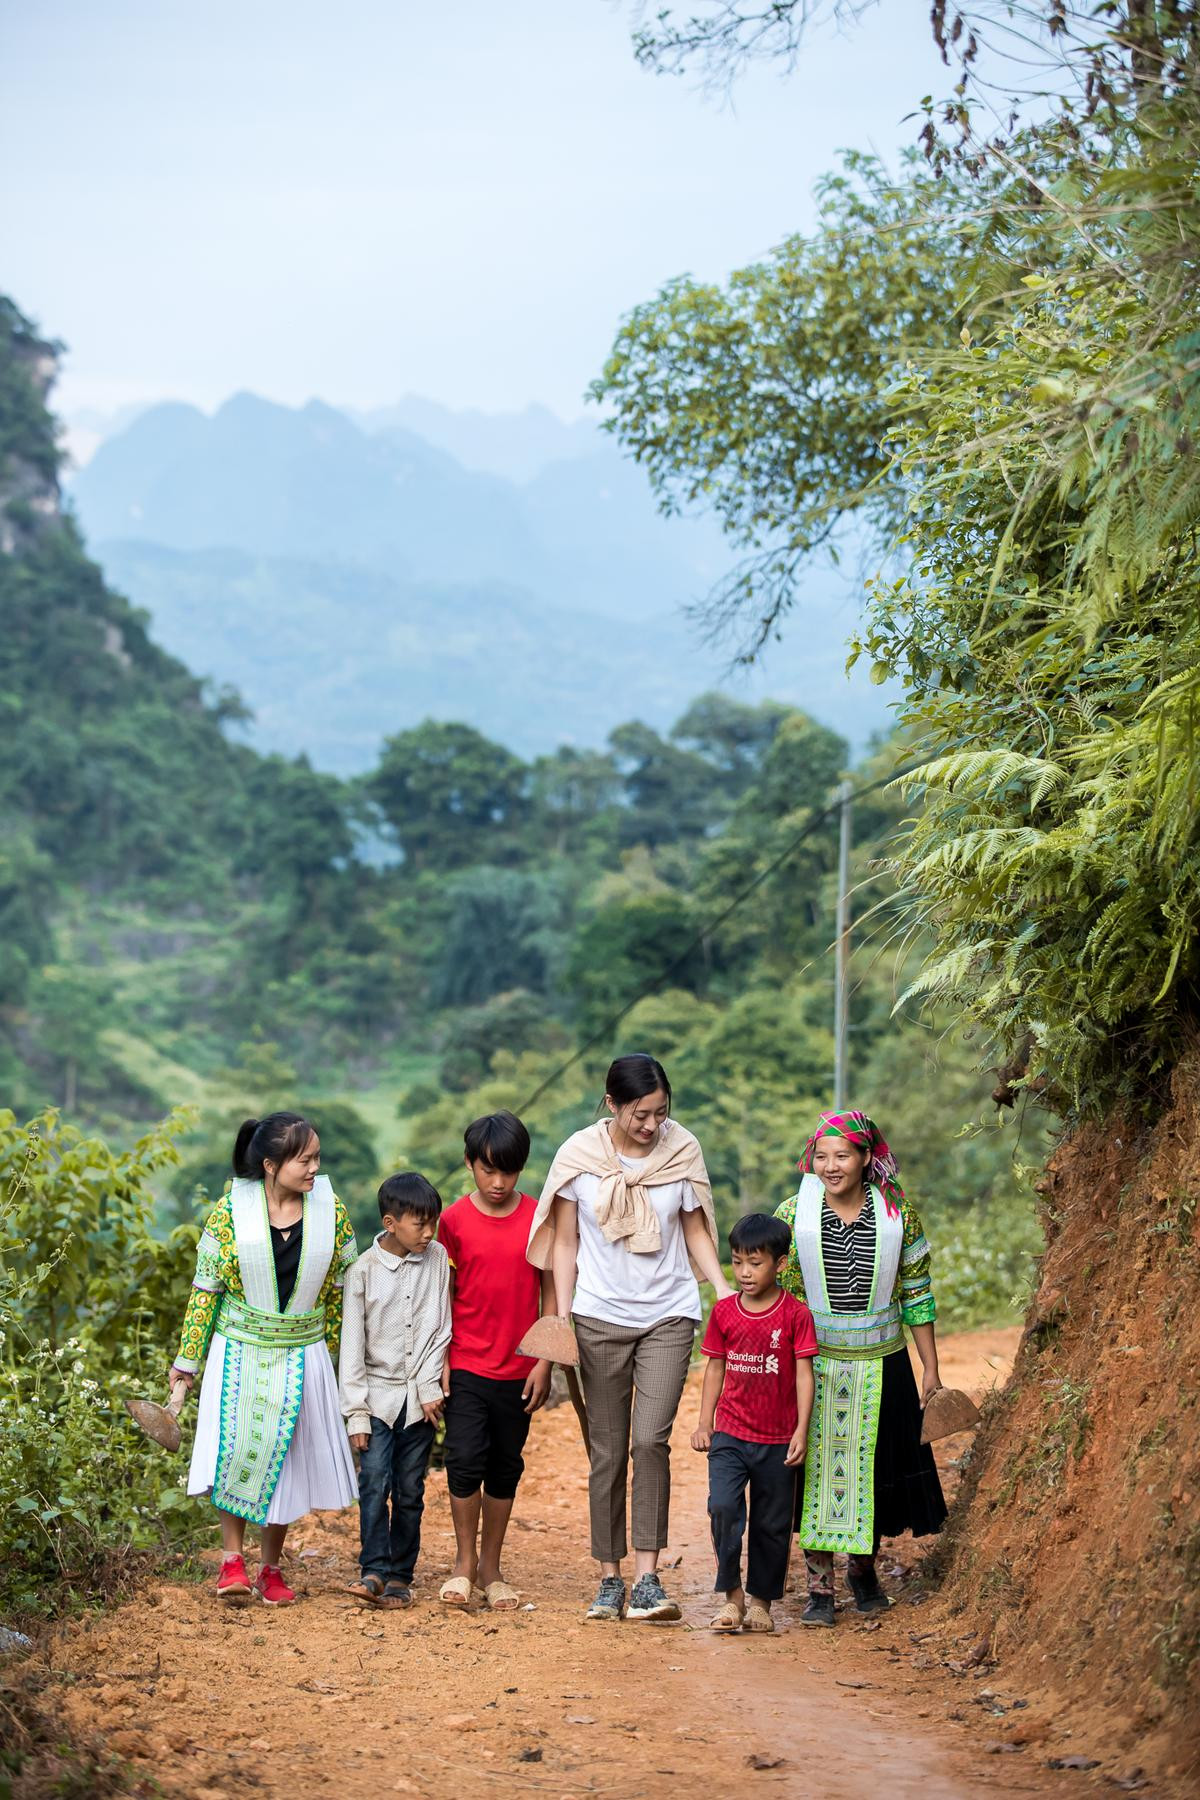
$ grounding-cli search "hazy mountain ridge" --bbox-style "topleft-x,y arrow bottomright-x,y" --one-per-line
348,395 -> 600,481
73,392 -> 894,767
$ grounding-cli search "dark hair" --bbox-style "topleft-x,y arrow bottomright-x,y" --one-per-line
603,1054 -> 672,1110
378,1172 -> 442,1223
464,1110 -> 530,1174
233,1113 -> 317,1180
728,1213 -> 791,1261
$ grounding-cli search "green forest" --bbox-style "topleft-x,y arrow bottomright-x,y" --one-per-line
0,289 -> 1039,1274
0,293 -> 1036,1616
3,0 -> 1197,1671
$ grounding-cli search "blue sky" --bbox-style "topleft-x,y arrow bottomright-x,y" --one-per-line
2,0 -> 950,420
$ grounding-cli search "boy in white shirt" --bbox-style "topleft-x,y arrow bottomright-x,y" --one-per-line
340,1173 -> 450,1608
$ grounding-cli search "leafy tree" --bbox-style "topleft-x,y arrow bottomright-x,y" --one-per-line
751,712 -> 846,817
28,965 -> 114,1113
565,887 -> 703,1032
435,988 -> 568,1092
0,297 -> 59,492
430,867 -> 572,1007
527,745 -> 622,856
609,719 -> 723,846
368,719 -> 528,870
605,4 -> 1200,1117
0,825 -> 54,1008
591,150 -> 969,654
670,691 -> 790,797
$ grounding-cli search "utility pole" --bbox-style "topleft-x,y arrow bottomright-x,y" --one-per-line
833,778 -> 852,1109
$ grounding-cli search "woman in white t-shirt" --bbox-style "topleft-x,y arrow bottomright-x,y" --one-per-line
527,1054 -> 732,1621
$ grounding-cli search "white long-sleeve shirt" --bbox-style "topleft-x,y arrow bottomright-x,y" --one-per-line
338,1234 -> 451,1438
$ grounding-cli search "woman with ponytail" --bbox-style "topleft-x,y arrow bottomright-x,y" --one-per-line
775,1110 -> 946,1626
169,1113 -> 359,1606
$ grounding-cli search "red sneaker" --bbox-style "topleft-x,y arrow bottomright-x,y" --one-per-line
216,1554 -> 252,1605
254,1563 -> 296,1607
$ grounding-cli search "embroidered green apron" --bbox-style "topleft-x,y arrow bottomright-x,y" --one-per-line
792,1177 -> 904,1555
211,1176 -> 334,1525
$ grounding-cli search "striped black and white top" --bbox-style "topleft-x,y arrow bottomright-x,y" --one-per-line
821,1192 -> 876,1312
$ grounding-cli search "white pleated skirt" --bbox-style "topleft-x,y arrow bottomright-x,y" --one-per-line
188,1334 -> 358,1525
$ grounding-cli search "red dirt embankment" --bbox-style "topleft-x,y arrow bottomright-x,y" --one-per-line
926,1053 -> 1200,1791
23,1325 -> 1162,1800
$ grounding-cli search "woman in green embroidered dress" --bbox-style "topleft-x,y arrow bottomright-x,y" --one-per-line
169,1113 -> 358,1607
775,1110 -> 946,1626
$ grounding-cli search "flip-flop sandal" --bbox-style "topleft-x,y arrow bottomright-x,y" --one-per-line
743,1599 -> 775,1632
709,1601 -> 746,1633
484,1580 -> 521,1611
381,1582 -> 413,1609
348,1576 -> 385,1608
439,1576 -> 477,1608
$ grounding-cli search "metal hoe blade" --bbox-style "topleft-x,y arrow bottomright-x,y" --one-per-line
124,1378 -> 189,1453
920,1385 -> 982,1444
516,1314 -> 580,1367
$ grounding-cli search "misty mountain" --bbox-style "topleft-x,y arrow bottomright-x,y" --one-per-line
73,391 -> 895,769
350,395 -> 599,482
70,391 -> 730,622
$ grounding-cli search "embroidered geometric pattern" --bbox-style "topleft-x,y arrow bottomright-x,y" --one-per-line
807,1300 -> 904,1359
799,1353 -> 882,1554
212,1334 -> 306,1525
216,1294 -> 327,1349
174,1189 -> 357,1372
777,1178 -> 929,1553
774,1191 -> 935,1327
899,1219 -> 935,1325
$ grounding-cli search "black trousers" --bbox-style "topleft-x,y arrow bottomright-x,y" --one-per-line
442,1369 -> 532,1501
707,1432 -> 798,1602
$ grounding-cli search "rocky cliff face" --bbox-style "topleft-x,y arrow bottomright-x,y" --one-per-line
0,299 -> 62,554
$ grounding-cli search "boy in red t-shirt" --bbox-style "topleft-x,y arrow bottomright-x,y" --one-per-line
437,1110 -> 553,1611
692,1212 -> 817,1633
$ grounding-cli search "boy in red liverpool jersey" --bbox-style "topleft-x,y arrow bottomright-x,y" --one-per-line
437,1110 -> 554,1611
692,1213 -> 817,1633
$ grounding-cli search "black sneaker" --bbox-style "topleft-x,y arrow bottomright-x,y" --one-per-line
846,1566 -> 892,1614
800,1592 -> 836,1627
627,1573 -> 681,1622
585,1576 -> 626,1621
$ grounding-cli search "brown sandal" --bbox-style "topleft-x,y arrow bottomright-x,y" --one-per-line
743,1598 -> 775,1632
348,1575 -> 384,1608
709,1600 -> 746,1633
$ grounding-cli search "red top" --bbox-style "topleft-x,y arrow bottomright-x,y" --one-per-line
700,1290 -> 818,1444
438,1192 -> 541,1382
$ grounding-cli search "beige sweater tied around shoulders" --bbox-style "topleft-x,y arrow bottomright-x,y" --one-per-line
525,1117 -> 718,1272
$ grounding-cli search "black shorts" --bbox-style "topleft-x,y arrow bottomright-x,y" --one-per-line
442,1369 -> 532,1500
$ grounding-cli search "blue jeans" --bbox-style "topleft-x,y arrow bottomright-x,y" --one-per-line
357,1407 -> 436,1584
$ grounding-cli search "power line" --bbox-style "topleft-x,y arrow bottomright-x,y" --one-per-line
433,745 -> 941,1187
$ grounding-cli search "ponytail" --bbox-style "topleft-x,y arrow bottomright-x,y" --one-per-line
233,1117 -> 261,1177
231,1112 -> 315,1180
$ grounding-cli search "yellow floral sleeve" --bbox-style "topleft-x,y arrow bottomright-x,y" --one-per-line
897,1198 -> 936,1325
773,1193 -> 810,1305
174,1195 -> 234,1372
319,1196 -> 359,1365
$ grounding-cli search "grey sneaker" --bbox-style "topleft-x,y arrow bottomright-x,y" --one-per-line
627,1573 -> 681,1622
585,1576 -> 626,1621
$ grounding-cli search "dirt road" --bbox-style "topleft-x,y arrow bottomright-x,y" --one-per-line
46,1327 -> 1081,1799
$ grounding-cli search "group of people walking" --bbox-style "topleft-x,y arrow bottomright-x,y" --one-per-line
169,1053 -> 946,1627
